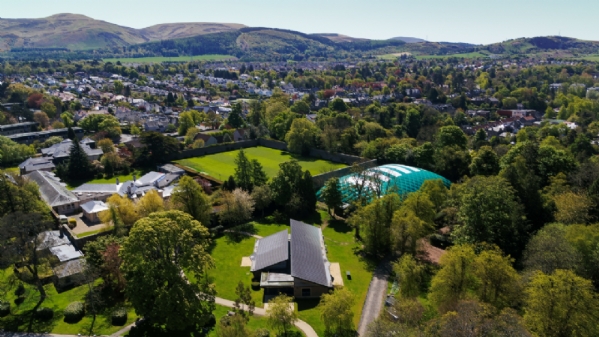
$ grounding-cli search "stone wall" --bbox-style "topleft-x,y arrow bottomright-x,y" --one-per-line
61,224 -> 113,251
172,140 -> 259,160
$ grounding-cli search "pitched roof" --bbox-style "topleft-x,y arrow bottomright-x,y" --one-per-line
41,139 -> 103,159
18,157 -> 55,172
290,219 -> 332,287
25,171 -> 79,207
81,200 -> 109,214
251,229 -> 289,272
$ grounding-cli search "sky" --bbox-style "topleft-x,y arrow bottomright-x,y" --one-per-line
2,0 -> 598,45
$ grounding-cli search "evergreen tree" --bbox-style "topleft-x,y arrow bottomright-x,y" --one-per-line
223,175 -> 237,192
321,177 -> 343,215
228,103 -> 244,128
299,171 -> 317,214
68,139 -> 93,180
67,126 -> 76,140
250,159 -> 268,187
234,150 -> 253,191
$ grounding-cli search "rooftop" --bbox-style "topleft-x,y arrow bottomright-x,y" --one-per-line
251,230 -> 289,272
290,219 -> 332,287
25,171 -> 79,207
49,244 -> 84,262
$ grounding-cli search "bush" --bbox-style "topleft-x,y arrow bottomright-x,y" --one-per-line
111,307 -> 128,326
64,301 -> 85,322
14,283 -> 25,296
206,314 -> 216,327
251,281 -> 260,290
68,218 -> 77,229
255,328 -> 270,337
0,300 -> 9,317
219,315 -> 232,326
35,307 -> 54,320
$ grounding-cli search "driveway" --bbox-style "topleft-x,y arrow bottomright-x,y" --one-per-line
357,260 -> 391,336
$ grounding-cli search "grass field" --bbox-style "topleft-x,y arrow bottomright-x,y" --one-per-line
414,51 -> 490,59
66,169 -> 147,189
103,55 -> 237,64
0,267 -> 138,335
175,146 -> 347,181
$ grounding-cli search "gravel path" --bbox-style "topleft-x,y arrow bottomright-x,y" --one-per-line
357,260 -> 391,336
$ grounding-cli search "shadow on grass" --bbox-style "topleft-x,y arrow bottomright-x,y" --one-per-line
127,321 -> 212,337
223,223 -> 257,244
0,308 -> 58,333
296,298 -> 320,312
352,246 -> 381,273
327,219 -> 352,234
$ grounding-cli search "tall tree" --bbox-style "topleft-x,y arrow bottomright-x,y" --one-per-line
523,223 -> 581,275
524,270 -> 599,337
429,244 -> 477,312
250,159 -> 268,187
266,294 -> 297,337
285,118 -> 320,155
228,103 -> 244,128
234,150 -> 253,191
171,176 -> 212,226
122,211 -> 215,331
321,177 -> 343,215
318,288 -> 356,336
251,185 -> 272,217
136,189 -> 164,217
139,132 -> 180,165
393,254 -> 425,299
67,139 -> 94,180
473,247 -> 522,310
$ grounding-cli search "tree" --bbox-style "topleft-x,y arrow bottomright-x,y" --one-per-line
469,146 -> 500,176
218,314 -> 252,337
251,185 -> 272,216
122,211 -> 215,330
429,244 -> 476,312
184,127 -> 201,146
330,98 -> 348,112
285,118 -> 319,155
250,159 -> 268,187
192,138 -> 205,149
131,125 -> 141,136
68,139 -> 94,181
97,138 -> 115,153
228,103 -> 244,128
0,136 -> 35,166
321,177 -> 343,215
41,101 -> 57,118
553,192 -> 592,224
453,176 -> 527,259
524,270 -> 599,337
393,254 -> 425,298
433,145 -> 471,182
136,189 -> 164,217
33,111 -> 49,128
0,212 -> 53,311
67,126 -> 76,140
233,280 -> 255,321
436,125 -> 468,149
219,189 -> 255,226
234,150 -> 253,191
85,235 -> 126,293
171,176 -> 212,226
473,247 -> 522,310
139,132 -> 180,165
270,160 -> 315,217
114,80 -> 124,95
266,294 -> 297,337
178,112 -> 196,136
523,223 -> 581,275
318,288 -> 355,336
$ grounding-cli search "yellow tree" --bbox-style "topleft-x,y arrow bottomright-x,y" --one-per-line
136,190 -> 164,217
318,288 -> 355,335
553,192 -> 592,224
429,244 -> 477,312
266,294 -> 297,337
100,194 -> 139,227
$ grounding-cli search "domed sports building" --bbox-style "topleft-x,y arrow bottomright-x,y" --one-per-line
318,164 -> 451,204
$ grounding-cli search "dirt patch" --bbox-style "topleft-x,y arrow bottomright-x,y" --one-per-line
241,256 -> 252,267
329,262 -> 344,287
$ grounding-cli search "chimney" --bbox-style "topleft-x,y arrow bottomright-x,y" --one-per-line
133,175 -> 136,182
116,177 -> 119,185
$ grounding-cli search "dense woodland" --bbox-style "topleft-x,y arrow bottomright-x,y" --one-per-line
1,56 -> 599,336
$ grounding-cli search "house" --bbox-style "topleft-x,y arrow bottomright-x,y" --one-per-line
0,122 -> 39,136
233,129 -> 249,142
80,200 -> 109,223
194,133 -> 218,146
158,164 -> 185,176
7,127 -> 84,145
41,139 -> 104,163
250,220 -> 333,299
18,157 -> 55,175
53,259 -> 87,291
36,230 -> 86,291
25,171 -> 80,214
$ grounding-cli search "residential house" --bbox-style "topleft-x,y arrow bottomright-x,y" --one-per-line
194,133 -> 218,146
0,122 -> 38,136
7,127 -> 84,145
18,156 -> 55,175
25,171 -> 80,214
41,139 -> 103,163
80,200 -> 109,223
233,129 -> 249,142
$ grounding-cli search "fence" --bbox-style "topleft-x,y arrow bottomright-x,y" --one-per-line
61,224 -> 113,251
311,159 -> 378,189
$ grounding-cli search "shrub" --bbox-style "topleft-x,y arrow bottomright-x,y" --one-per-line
251,281 -> 260,290
64,301 -> 85,322
0,300 -> 9,317
255,328 -> 270,337
111,307 -> 128,326
14,297 -> 25,305
35,307 -> 54,320
68,218 -> 77,229
219,315 -> 232,326
206,314 -> 216,327
14,283 -> 25,296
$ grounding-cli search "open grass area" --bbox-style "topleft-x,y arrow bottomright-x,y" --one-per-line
103,55 -> 237,64
175,146 -> 347,181
75,226 -> 113,238
414,51 -> 490,59
0,267 -> 138,335
1,166 -> 19,174
66,169 -> 147,189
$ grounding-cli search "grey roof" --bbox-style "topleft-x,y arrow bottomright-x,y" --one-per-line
135,171 -> 164,187
36,230 -> 71,251
50,244 -> 84,262
41,139 -> 103,159
73,183 -> 118,194
290,219 -> 332,287
25,171 -> 79,207
156,173 -> 179,188
159,163 -> 185,175
18,157 -> 55,172
80,200 -> 109,214
250,229 -> 289,272
53,258 -> 86,279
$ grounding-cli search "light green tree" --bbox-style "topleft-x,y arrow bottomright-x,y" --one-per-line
318,288 -> 356,335
266,294 -> 297,337
171,176 -> 212,226
285,118 -> 320,155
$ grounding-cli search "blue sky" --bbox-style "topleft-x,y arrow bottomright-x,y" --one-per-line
2,0 -> 597,44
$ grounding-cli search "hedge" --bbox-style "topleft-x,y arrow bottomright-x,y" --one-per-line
35,307 -> 54,320
111,307 -> 128,326
0,300 -> 9,317
64,301 -> 85,322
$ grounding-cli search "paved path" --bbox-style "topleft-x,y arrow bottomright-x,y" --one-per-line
356,260 -> 391,336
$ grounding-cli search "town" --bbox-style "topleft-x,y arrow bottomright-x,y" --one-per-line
1,8 -> 599,337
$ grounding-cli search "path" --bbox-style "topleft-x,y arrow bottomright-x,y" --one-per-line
357,260 -> 391,336
0,319 -> 138,337
214,297 -> 318,337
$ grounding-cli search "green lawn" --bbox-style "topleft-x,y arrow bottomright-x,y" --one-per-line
66,169 -> 147,189
103,55 -> 237,64
75,226 -> 113,238
175,146 -> 346,181
1,166 -> 19,174
0,267 -> 138,335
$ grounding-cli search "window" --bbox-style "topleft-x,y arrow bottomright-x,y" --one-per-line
301,288 -> 310,297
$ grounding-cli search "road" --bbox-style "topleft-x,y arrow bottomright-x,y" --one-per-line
357,260 -> 391,336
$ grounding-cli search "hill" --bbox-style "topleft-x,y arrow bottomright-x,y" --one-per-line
312,33 -> 368,43
483,36 -> 599,55
390,36 -> 427,43
0,13 -> 246,51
